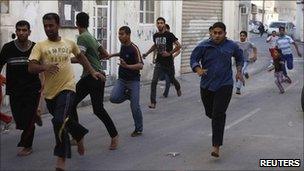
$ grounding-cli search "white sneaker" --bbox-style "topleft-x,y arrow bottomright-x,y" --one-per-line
267,64 -> 274,71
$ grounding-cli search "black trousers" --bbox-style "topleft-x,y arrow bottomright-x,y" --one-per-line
200,85 -> 233,146
150,64 -> 181,104
45,90 -> 88,158
9,92 -> 40,148
70,75 -> 118,138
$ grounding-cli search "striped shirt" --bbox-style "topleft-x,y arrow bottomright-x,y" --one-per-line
276,35 -> 294,55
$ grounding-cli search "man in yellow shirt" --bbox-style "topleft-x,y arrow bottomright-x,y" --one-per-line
28,13 -> 103,171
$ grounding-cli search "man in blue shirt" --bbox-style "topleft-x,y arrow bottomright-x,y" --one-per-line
190,22 -> 244,158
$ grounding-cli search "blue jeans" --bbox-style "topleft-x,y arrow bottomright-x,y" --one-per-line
236,61 -> 249,90
110,79 -> 143,132
281,54 -> 293,76
159,71 -> 171,97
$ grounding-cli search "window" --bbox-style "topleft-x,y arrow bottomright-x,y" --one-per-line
0,0 -> 9,14
139,0 -> 155,24
58,0 -> 83,28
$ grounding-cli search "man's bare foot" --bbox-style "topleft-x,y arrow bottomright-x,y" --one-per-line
17,147 -> 33,156
109,135 -> 119,150
77,138 -> 85,155
211,146 -> 220,158
148,103 -> 156,109
56,157 -> 65,171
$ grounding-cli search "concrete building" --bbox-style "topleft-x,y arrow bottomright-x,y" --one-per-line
0,0 -> 242,109
0,0 -> 242,77
274,0 -> 297,22
250,0 -> 278,26
295,0 -> 304,41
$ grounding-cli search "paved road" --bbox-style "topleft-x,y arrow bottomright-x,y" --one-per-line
1,34 -> 303,170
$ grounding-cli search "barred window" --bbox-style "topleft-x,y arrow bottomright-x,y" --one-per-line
139,0 -> 155,24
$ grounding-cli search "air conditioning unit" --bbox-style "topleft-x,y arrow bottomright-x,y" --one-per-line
241,6 -> 249,15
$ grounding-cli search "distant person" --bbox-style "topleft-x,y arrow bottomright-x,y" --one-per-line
258,23 -> 265,37
143,17 -> 182,109
156,23 -> 181,98
268,48 -> 285,93
190,22 -> 244,158
235,31 -> 257,95
266,30 -> 279,71
275,26 -> 302,83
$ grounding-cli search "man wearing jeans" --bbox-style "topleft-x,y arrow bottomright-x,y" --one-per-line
190,22 -> 244,158
275,26 -> 302,83
108,26 -> 144,137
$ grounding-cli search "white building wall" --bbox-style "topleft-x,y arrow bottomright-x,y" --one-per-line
223,1 -> 240,41
296,0 -> 304,41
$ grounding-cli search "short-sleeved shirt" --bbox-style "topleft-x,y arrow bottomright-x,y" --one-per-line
236,41 -> 255,62
266,35 -> 279,48
0,41 -> 41,95
77,31 -> 103,77
119,42 -> 143,81
276,35 -> 294,55
153,31 -> 178,67
273,57 -> 284,72
29,38 -> 80,99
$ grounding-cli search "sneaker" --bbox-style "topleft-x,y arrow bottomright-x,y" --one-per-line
267,64 -> 274,71
236,88 -> 241,95
244,73 -> 249,79
131,130 -> 142,137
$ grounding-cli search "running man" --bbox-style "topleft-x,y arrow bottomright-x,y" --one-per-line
108,26 -> 144,137
70,12 -> 119,150
275,26 -> 302,83
143,17 -> 182,109
266,30 -> 279,71
0,20 -> 41,156
235,31 -> 257,95
190,22 -> 244,158
28,13 -> 103,171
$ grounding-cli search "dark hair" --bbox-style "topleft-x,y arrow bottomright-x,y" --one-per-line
119,26 -> 131,35
240,31 -> 248,37
15,20 -> 30,30
76,12 -> 89,28
11,33 -> 16,39
272,30 -> 276,33
209,26 -> 213,31
279,26 -> 285,31
212,22 -> 226,32
156,17 -> 166,23
165,24 -> 170,30
43,13 -> 60,25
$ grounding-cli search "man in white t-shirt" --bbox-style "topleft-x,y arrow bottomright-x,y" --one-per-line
266,30 -> 279,70
275,26 -> 302,83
